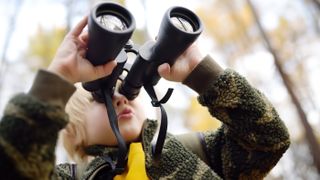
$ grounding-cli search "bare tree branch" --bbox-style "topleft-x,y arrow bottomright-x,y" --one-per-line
247,0 -> 320,173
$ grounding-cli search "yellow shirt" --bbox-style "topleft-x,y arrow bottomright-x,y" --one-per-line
114,143 -> 149,180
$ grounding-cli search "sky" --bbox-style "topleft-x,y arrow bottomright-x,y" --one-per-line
0,0 -> 298,61
0,0 -> 203,62
0,0 -> 312,63
0,0 -> 67,61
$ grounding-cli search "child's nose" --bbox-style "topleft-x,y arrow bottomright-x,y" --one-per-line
113,92 -> 129,107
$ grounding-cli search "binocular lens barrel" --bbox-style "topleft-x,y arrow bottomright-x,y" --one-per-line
83,3 -> 135,91
87,3 -> 135,66
119,6 -> 203,100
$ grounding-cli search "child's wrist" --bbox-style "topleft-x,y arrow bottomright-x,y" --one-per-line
183,55 -> 224,94
47,64 -> 74,84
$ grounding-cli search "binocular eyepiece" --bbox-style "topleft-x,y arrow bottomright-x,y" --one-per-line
82,2 -> 203,100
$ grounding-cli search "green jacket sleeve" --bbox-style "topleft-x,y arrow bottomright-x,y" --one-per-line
182,56 -> 290,179
0,70 -> 75,179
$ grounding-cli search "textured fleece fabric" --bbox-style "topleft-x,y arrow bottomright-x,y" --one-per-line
0,56 -> 290,179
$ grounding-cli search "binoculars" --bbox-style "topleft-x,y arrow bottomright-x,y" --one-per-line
81,2 -> 203,173
82,2 -> 203,101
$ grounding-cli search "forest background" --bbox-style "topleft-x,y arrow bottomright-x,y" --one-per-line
0,0 -> 320,179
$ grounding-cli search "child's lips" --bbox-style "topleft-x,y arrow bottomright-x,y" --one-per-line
118,108 -> 133,120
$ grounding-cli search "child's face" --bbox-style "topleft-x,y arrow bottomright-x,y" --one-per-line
84,83 -> 146,146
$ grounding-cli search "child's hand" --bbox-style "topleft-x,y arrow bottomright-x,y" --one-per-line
48,16 -> 116,84
157,44 -> 204,82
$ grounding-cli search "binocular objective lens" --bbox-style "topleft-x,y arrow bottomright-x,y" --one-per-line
97,14 -> 128,31
170,17 -> 194,32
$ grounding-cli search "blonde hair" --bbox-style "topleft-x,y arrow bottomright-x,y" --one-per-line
60,84 -> 92,164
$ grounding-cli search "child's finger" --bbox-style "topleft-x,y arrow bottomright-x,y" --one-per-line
69,16 -> 88,37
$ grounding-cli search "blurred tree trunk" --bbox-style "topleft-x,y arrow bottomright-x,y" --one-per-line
225,1 -> 251,66
303,0 -> 320,34
140,0 -> 151,41
311,0 -> 320,9
247,0 -> 320,173
65,0 -> 74,32
0,0 -> 23,100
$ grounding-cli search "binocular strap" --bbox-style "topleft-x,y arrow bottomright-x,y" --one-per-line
144,85 -> 174,160
102,88 -> 128,174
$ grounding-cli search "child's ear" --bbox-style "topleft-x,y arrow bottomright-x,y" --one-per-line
62,124 -> 83,147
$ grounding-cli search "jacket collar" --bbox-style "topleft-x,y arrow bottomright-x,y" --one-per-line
81,119 -> 158,179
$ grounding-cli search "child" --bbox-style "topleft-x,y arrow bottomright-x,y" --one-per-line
0,16 -> 290,179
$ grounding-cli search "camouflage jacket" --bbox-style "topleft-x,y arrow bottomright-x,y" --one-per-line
0,56 -> 290,179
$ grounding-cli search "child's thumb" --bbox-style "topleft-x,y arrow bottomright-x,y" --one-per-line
91,60 -> 117,80
158,63 -> 171,79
